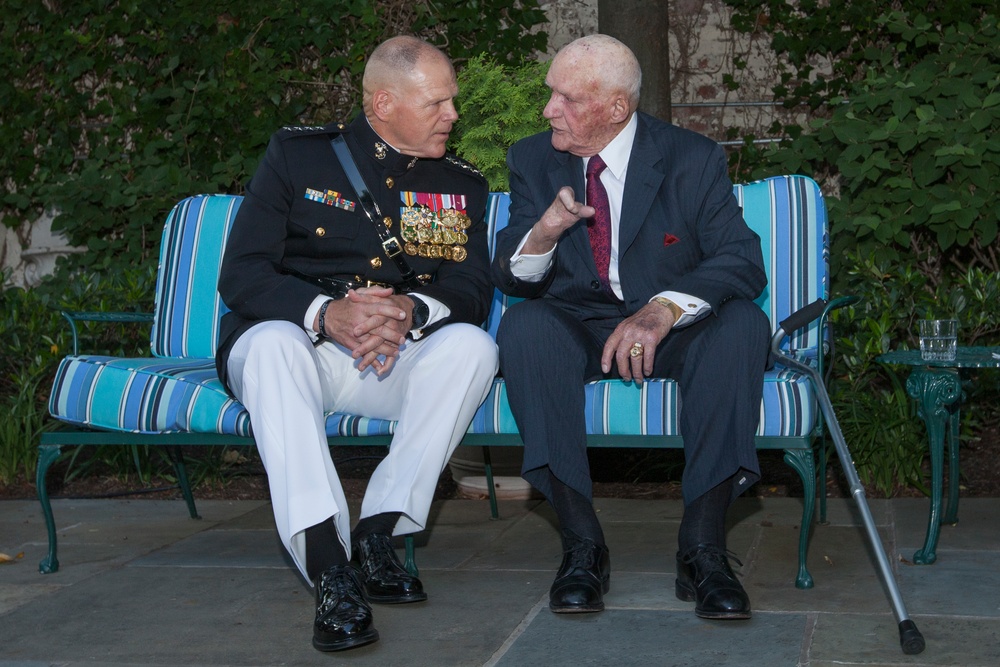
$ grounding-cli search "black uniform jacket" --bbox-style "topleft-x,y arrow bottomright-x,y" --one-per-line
215,114 -> 492,390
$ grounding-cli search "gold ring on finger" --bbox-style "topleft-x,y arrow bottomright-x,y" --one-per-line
629,342 -> 644,358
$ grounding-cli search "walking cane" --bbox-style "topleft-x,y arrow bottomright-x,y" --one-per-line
772,299 -> 926,655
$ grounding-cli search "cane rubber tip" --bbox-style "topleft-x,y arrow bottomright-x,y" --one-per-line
899,619 -> 925,655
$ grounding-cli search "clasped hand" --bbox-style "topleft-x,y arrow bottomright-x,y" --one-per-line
321,287 -> 413,375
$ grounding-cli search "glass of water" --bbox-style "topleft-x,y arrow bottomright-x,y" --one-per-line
918,319 -> 958,362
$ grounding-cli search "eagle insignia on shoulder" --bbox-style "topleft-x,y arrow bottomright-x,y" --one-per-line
281,125 -> 327,132
445,155 -> 484,178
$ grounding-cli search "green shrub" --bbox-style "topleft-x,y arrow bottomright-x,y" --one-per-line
452,55 -> 551,191
0,282 -> 61,484
725,5 -> 1000,495
760,14 -> 1000,268
724,1 -> 995,107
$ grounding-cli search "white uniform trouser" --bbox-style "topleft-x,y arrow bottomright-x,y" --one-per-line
226,320 -> 498,580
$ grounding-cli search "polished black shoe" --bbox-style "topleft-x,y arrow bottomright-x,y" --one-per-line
549,530 -> 611,613
312,565 -> 379,652
352,532 -> 427,604
675,544 -> 751,620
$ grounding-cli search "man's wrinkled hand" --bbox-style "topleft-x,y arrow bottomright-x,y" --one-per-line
601,301 -> 677,382
347,289 -> 413,343
347,291 -> 417,374
521,186 -> 596,255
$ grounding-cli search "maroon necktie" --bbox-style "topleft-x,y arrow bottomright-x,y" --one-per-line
586,155 -> 612,294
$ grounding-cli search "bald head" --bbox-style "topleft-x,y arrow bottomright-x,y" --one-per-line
362,36 -> 453,112
362,36 -> 460,158
543,34 -> 642,156
555,34 -> 642,108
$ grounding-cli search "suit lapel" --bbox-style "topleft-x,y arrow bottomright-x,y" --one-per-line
548,153 -> 596,270
618,116 -> 665,253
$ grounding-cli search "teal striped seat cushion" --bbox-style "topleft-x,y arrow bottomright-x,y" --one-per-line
472,372 -> 815,438
48,357 -> 815,438
48,356 -> 395,438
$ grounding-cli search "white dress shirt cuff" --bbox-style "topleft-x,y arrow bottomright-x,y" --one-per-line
509,231 -> 556,282
652,292 -> 710,328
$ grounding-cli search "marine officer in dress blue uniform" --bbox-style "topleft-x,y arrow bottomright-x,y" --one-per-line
216,36 -> 498,652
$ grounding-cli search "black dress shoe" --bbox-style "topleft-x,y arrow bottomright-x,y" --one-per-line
549,530 -> 611,613
312,565 -> 379,652
352,532 -> 427,604
675,544 -> 751,620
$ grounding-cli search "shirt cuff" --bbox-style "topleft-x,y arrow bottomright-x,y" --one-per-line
509,231 -> 556,282
652,292 -> 710,328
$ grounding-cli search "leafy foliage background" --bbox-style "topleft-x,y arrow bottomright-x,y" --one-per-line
0,0 -> 548,274
725,2 -> 1000,494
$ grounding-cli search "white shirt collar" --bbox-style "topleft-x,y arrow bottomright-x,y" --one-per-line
584,112 -> 637,180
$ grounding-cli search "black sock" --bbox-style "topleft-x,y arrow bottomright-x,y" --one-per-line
678,475 -> 734,555
351,512 -> 402,544
305,519 -> 349,581
548,471 -> 605,547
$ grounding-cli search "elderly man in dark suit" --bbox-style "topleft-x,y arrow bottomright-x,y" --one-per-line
492,34 -> 769,619
217,36 -> 498,652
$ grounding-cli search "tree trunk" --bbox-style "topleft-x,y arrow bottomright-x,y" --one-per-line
597,0 -> 672,123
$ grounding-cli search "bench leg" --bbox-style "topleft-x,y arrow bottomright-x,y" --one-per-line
482,446 -> 501,519
36,444 -> 63,574
165,445 -> 201,520
783,448 -> 816,589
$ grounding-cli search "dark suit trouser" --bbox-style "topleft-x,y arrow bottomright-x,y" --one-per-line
497,298 -> 769,507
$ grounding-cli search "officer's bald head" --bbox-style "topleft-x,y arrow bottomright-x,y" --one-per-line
363,36 -> 453,110
362,36 -> 460,158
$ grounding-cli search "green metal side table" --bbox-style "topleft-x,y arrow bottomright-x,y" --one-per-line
877,346 -> 1000,564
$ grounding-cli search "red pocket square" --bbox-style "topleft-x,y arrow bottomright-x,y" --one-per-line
663,233 -> 680,247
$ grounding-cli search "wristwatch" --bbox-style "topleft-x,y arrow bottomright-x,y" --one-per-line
651,296 -> 684,322
407,295 -> 430,329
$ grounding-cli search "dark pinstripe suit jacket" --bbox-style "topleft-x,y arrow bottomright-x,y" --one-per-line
491,112 -> 766,319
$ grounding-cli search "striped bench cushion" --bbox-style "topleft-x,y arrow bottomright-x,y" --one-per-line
151,194 -> 240,358
48,175 -> 825,443
473,371 -> 816,438
48,356 -> 396,438
48,358 -> 815,438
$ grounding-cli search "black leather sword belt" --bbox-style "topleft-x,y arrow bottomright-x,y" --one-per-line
286,269 -> 398,299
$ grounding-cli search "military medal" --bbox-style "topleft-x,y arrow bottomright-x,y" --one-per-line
398,191 -> 471,262
304,188 -> 356,212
